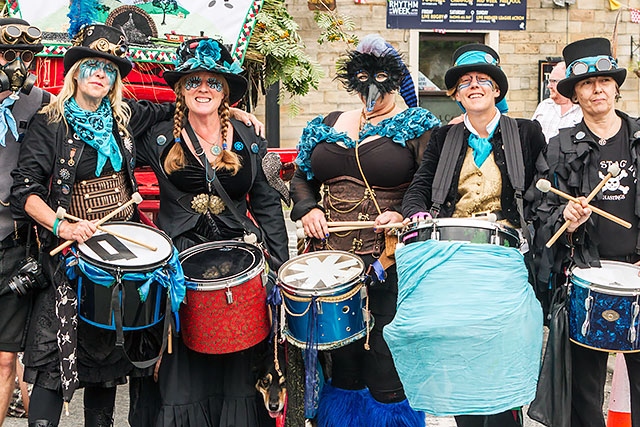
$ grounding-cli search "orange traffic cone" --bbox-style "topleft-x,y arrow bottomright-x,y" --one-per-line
607,353 -> 632,427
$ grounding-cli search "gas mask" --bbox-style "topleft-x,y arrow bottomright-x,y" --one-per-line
0,51 -> 36,95
336,51 -> 404,112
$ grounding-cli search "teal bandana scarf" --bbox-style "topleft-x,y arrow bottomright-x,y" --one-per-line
64,97 -> 122,177
0,96 -> 17,147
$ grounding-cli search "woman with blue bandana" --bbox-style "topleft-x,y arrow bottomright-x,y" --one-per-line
537,37 -> 640,427
290,34 -> 440,426
9,24 -> 181,427
399,43 -> 545,427
128,37 -> 288,427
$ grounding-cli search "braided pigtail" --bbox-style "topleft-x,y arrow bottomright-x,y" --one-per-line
163,90 -> 188,174
216,99 -> 242,175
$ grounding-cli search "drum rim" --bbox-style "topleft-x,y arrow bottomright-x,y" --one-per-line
277,250 -> 365,296
571,260 -> 640,296
77,221 -> 174,272
400,218 -> 520,241
179,240 -> 265,291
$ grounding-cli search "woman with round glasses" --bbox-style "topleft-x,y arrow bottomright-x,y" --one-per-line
537,37 -> 640,427
290,34 -> 440,426
399,43 -> 545,427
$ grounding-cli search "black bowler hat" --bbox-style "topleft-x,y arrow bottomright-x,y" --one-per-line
163,38 -> 247,105
444,43 -> 508,102
64,24 -> 132,77
0,18 -> 43,53
557,37 -> 626,99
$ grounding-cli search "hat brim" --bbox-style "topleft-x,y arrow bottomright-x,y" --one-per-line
0,43 -> 44,53
163,68 -> 248,105
556,68 -> 627,99
444,63 -> 508,102
64,46 -> 133,77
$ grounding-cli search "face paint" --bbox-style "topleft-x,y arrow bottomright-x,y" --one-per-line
79,59 -> 117,86
457,75 -> 494,91
185,75 -> 202,90
207,77 -> 223,92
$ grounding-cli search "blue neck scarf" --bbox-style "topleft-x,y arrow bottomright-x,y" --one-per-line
64,98 -> 122,177
465,112 -> 500,167
0,96 -> 18,147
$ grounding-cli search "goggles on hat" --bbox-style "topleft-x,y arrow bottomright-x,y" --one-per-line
87,38 -> 128,58
2,49 -> 34,63
454,50 -> 499,67
567,55 -> 618,78
0,24 -> 41,45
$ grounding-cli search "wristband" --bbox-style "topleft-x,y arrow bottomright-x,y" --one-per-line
52,218 -> 65,238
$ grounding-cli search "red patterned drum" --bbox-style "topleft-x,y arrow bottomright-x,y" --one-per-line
179,241 -> 269,354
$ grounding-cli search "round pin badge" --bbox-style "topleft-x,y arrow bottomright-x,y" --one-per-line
576,131 -> 586,140
251,143 -> 259,153
157,135 -> 167,146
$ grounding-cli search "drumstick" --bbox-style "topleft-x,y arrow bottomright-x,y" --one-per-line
50,192 -> 144,256
536,179 -> 631,229
55,207 -> 158,251
295,222 -> 407,239
546,163 -> 621,248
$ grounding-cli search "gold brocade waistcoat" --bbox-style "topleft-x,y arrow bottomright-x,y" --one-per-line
314,175 -> 408,255
453,147 -> 502,218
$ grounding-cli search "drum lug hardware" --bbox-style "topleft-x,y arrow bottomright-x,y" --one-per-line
628,301 -> 640,344
316,299 -> 323,315
490,230 -> 499,245
430,222 -> 439,241
581,294 -> 593,337
226,288 -> 233,304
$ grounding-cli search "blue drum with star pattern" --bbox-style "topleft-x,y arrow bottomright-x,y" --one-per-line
569,261 -> 640,352
278,250 -> 374,350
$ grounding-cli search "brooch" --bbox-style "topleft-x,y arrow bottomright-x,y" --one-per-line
191,193 -> 225,215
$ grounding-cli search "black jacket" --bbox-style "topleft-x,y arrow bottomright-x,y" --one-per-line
402,118 -> 546,226
10,99 -> 173,248
136,118 -> 289,265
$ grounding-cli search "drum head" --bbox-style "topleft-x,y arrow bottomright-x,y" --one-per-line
179,241 -> 265,290
278,250 -> 364,297
77,222 -> 173,271
572,260 -> 640,295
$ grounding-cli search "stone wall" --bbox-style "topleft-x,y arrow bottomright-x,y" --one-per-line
257,0 -> 639,147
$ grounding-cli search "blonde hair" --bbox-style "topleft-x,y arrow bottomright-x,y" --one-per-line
42,58 -> 131,139
164,73 -> 241,175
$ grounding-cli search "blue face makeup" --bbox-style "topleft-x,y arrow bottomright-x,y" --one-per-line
79,59 -> 117,86
457,75 -> 494,91
207,77 -> 223,92
185,76 -> 202,90
185,75 -> 223,92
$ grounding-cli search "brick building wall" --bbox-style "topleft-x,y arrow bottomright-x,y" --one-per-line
259,0 -> 640,148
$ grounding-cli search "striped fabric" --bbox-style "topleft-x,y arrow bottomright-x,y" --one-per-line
69,172 -> 134,222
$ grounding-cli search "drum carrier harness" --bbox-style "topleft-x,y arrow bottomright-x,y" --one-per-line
429,116 -> 534,250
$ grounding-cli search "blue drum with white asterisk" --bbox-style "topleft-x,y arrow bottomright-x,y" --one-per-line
278,250 -> 373,350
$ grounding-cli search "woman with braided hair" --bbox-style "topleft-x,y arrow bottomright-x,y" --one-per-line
129,37 -> 289,427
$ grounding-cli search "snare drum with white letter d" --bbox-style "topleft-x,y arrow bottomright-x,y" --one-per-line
74,222 -> 174,331
569,261 -> 640,352
278,250 -> 373,350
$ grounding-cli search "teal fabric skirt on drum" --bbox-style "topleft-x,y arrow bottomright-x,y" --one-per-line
383,240 -> 543,416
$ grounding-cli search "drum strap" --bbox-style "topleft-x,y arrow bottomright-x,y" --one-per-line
111,282 -> 173,369
430,123 -> 465,217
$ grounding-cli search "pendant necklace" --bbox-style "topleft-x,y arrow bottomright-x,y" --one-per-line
359,103 -> 397,133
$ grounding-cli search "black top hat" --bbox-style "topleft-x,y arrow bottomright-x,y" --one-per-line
444,43 -> 508,102
163,38 -> 247,105
63,24 -> 132,77
0,18 -> 43,53
556,37 -> 626,99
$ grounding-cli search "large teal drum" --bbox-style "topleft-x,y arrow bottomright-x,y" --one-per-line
278,250 -> 373,350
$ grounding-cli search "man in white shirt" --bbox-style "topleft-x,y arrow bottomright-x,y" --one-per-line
532,61 -> 583,142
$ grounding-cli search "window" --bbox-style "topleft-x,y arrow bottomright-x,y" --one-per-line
418,32 -> 486,124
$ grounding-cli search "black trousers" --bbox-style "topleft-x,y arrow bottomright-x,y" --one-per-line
571,342 -> 640,427
454,409 -> 521,427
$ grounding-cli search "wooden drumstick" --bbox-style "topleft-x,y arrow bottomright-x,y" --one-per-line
546,163 -> 621,248
50,192 -> 144,256
55,207 -> 158,251
295,222 -> 407,239
536,179 -> 631,229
